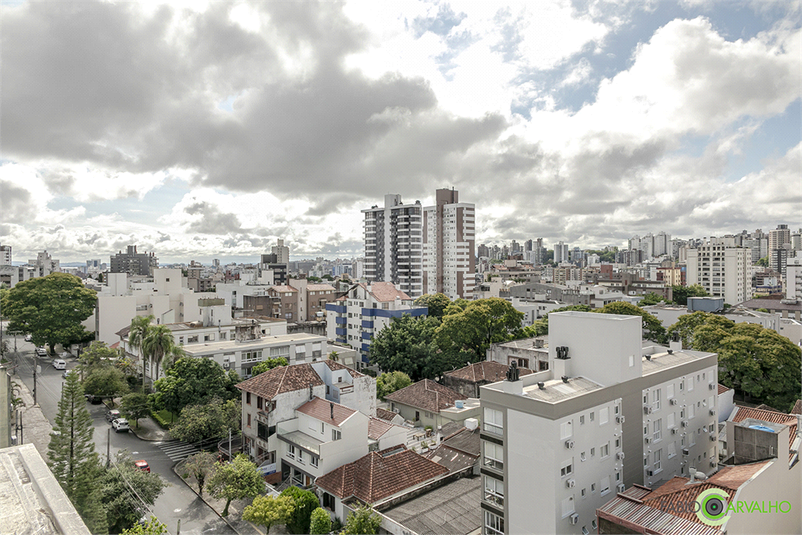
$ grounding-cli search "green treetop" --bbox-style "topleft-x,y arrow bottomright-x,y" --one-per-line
208,454 -> 264,517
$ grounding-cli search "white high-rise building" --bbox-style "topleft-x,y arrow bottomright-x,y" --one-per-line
686,240 -> 752,304
554,241 -> 570,264
362,194 -> 423,298
271,239 -> 290,264
422,188 -> 475,299
479,312 -> 719,535
0,245 -> 11,265
786,254 -> 802,301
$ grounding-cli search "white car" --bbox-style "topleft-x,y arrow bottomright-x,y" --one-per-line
24,334 -> 33,342
52,359 -> 67,370
61,351 -> 71,358
35,347 -> 47,357
112,419 -> 130,433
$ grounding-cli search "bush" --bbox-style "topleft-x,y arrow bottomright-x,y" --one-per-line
150,409 -> 174,429
280,486 -> 320,534
309,507 -> 332,534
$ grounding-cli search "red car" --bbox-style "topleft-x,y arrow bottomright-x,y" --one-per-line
134,460 -> 150,472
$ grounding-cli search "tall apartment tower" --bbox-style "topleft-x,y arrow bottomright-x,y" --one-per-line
0,245 -> 10,265
554,241 -> 569,264
110,245 -> 158,277
422,188 -> 475,299
786,254 -> 802,301
768,224 -> 791,254
271,239 -> 290,264
686,240 -> 752,304
479,312 -> 719,535
362,195 -> 423,298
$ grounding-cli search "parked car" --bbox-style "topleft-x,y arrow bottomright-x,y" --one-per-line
52,359 -> 67,370
60,351 -> 71,358
134,460 -> 150,472
24,334 -> 33,342
112,419 -> 129,433
35,347 -> 47,357
62,369 -> 75,379
106,409 -> 121,422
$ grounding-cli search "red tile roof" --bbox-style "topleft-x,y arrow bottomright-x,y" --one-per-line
791,400 -> 802,415
322,359 -> 365,377
296,397 -> 356,427
306,284 -> 337,292
376,408 -> 398,422
367,282 -> 412,302
270,285 -> 298,293
236,364 -> 323,399
385,379 -> 466,413
368,418 -> 395,440
729,406 -> 799,460
445,361 -> 533,383
316,446 -> 449,503
717,383 -> 731,395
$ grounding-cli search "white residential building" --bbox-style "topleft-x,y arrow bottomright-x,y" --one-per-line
786,253 -> 802,301
479,311 -> 718,535
325,282 -> 427,365
0,245 -> 10,265
422,188 -> 475,299
362,194 -> 424,298
686,241 -> 752,305
554,241 -> 570,264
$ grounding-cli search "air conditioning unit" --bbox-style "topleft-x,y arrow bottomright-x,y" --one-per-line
570,513 -> 579,525
710,461 -> 717,468
393,408 -> 400,413
647,469 -> 654,476
710,434 -> 717,442
617,483 -> 626,493
709,383 -> 716,390
222,361 -> 230,369
616,452 -> 625,460
565,440 -> 575,449
616,416 -> 625,424
566,479 -> 576,488
644,406 -> 653,415
645,437 -> 652,444
670,398 -> 678,405
682,448 -> 690,456
709,409 -> 716,416
671,428 -> 678,435
681,420 -> 689,428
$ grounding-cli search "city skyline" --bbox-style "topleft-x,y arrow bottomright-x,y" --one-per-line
1,1 -> 800,264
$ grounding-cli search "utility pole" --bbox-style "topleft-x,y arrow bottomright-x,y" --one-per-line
176,519 -> 180,535
228,428 -> 232,461
106,427 -> 111,468
33,362 -> 37,405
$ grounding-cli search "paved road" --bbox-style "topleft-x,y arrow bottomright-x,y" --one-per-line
10,339 -> 236,535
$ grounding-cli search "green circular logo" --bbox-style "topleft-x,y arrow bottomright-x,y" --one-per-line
696,488 -> 730,526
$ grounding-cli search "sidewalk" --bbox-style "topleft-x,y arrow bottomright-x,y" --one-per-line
173,460 -> 270,535
14,379 -> 53,459
128,413 -> 171,442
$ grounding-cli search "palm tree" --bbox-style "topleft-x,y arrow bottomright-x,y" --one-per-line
128,315 -> 154,390
141,324 -> 177,382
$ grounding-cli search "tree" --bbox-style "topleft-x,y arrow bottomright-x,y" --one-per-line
369,315 -> 440,381
376,371 -> 412,400
1,273 -> 96,353
122,516 -> 168,535
435,298 -> 524,361
341,504 -> 382,535
169,398 -> 241,444
309,507 -> 332,535
243,494 -> 295,533
142,324 -> 183,382
525,305 -> 593,336
414,293 -> 451,319
251,357 -> 289,376
153,356 -> 239,416
755,256 -> 769,267
595,302 -> 667,343
638,292 -> 667,306
666,312 -> 718,349
78,341 -> 121,375
83,365 -> 130,401
184,451 -> 217,497
281,486 -> 320,534
671,284 -> 709,306
208,454 -> 264,517
98,451 -> 167,533
121,392 -> 151,428
48,371 -> 102,517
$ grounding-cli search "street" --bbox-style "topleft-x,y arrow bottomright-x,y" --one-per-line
8,335 -> 237,535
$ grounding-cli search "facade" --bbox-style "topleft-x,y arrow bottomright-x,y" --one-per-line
555,241 -> 570,264
385,379 -> 480,429
768,224 -> 791,256
787,254 -> 802,300
272,238 -> 290,264
479,311 -> 718,535
486,337 -> 550,372
110,245 -> 158,276
444,361 -> 534,398
686,242 -> 752,305
422,188 -> 476,299
0,244 -> 10,265
362,194 -> 424,298
325,282 -> 427,363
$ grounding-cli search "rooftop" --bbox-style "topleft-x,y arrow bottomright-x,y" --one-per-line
368,418 -> 395,440
236,363 -> 324,399
493,337 -> 549,350
445,361 -> 533,383
729,405 -> 799,460
385,379 -> 466,413
316,446 -> 449,504
181,332 -> 324,354
305,283 -> 337,291
717,383 -> 731,395
520,376 -> 605,403
296,397 -> 357,427
375,407 -> 399,422
641,348 -> 717,377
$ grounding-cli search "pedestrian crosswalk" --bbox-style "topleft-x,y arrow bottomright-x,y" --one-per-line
157,440 -> 200,462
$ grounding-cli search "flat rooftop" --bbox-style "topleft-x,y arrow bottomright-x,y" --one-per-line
521,376 -> 605,403
641,349 -> 716,376
182,332 -> 324,354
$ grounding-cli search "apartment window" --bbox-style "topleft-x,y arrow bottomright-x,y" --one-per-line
591,483 -> 596,493
483,441 -> 504,470
560,420 -> 573,439
560,460 -> 573,477
589,412 -> 595,422
615,437 -> 621,449
590,447 -> 595,457
580,415 -> 585,425
484,511 -> 504,535
600,407 -> 609,425
653,389 -> 661,411
483,476 -> 504,507
297,450 -> 304,464
653,419 -> 662,442
688,376 -> 694,391
257,397 -> 263,410
668,442 -> 677,459
581,452 -> 586,462
600,443 -> 610,458
561,495 -> 575,517
600,476 -> 611,496
484,408 -> 503,436
311,456 -> 318,468
321,422 -> 325,434
288,444 -> 295,459
667,383 -> 675,399
654,449 -> 662,472
332,429 -> 342,441
246,392 -> 251,405
581,488 -> 586,498
247,414 -> 251,427
668,412 -> 675,429
689,404 -> 695,419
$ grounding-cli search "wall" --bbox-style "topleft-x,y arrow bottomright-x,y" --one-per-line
729,455 -> 801,534
96,294 -> 137,345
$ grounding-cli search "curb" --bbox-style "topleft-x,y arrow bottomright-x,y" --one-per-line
171,461 -> 251,535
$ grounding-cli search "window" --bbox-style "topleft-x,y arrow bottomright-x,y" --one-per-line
654,449 -> 662,471
653,419 -> 662,442
600,407 -> 609,425
321,422 -> 325,434
484,476 -> 504,506
667,383 -> 675,399
653,389 -> 661,411
688,376 -> 694,391
311,456 -> 318,468
590,412 -> 595,422
581,452 -> 586,462
668,442 -> 677,458
332,429 -> 341,441
560,460 -> 573,477
590,447 -> 595,457
484,408 -> 503,436
560,420 -> 573,439
298,450 -> 304,464
591,483 -> 596,493
601,443 -> 610,458
580,415 -> 585,425
688,404 -> 695,419
615,437 -> 621,449
288,445 -> 295,459
484,511 -> 504,535
561,495 -> 575,517
600,476 -> 611,495
668,412 -> 675,429
247,414 -> 251,427
257,397 -> 263,410
246,392 -> 251,405
483,441 -> 503,470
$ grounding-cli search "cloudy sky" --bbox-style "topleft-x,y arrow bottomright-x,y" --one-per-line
1,0 -> 800,264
